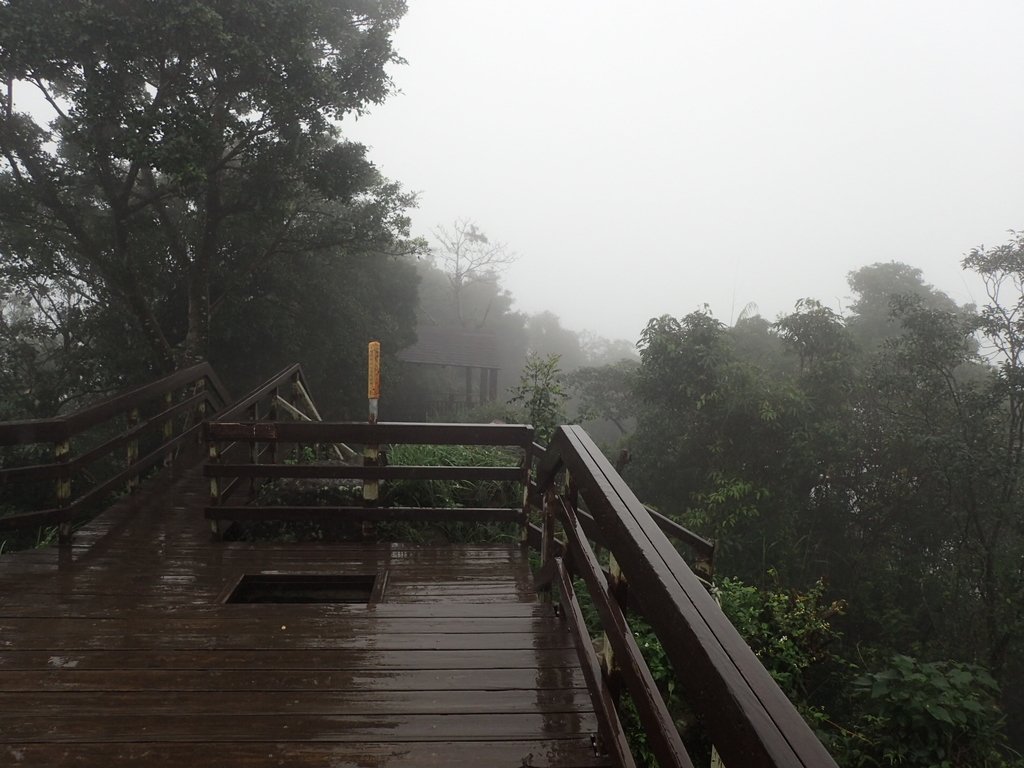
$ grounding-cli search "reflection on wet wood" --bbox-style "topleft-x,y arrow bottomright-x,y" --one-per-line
0,471 -> 613,767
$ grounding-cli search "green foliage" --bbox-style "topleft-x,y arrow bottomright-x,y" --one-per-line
236,442 -> 521,545
840,656 -> 1018,768
567,568 -> 849,766
383,443 -> 519,509
568,358 -> 638,436
846,262 -> 962,352
626,250 -> 1024,755
0,0 -> 417,404
717,575 -> 846,718
775,299 -> 854,375
507,352 -> 569,443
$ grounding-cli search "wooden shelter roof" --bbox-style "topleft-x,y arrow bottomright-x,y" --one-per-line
397,327 -> 500,370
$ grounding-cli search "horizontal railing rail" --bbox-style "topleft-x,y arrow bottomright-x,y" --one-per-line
0,351 -> 837,765
531,424 -> 839,768
527,451 -> 715,581
0,362 -> 230,543
205,400 -> 536,534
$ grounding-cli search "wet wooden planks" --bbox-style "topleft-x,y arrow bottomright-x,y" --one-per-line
0,472 -> 613,767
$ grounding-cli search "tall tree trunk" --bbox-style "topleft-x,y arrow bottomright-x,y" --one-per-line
183,161 -> 221,366
183,257 -> 210,366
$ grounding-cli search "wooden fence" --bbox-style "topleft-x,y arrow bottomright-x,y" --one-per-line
0,362 -> 229,542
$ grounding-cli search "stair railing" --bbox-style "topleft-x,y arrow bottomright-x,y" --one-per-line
0,362 -> 229,545
531,425 -> 839,768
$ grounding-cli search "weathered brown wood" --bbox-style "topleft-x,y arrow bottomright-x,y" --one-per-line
204,463 -> 521,481
214,363 -> 302,422
0,648 -> 584,671
0,467 -> 610,767
555,557 -> 636,768
0,505 -> 69,531
551,425 -> 838,768
72,390 -> 209,470
0,615 -> 583,637
0,688 -> 596,715
0,740 -> 613,768
0,365 -> 225,539
558,498 -> 693,768
1,711 -> 600,742
642,503 -> 715,562
206,420 -> 535,447
68,363 -> 227,440
203,506 -> 524,523
207,421 -> 279,441
0,600 -> 556,620
0,667 -> 587,692
0,631 -> 575,651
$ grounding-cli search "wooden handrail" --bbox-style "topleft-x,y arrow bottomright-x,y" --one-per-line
213,363 -> 302,422
0,363 -> 228,446
0,363 -> 230,542
0,392 -> 212,484
533,425 -> 839,768
553,555 -> 637,768
206,420 -> 535,447
555,495 -> 693,768
204,419 -> 535,532
1,354 -> 834,764
204,464 -> 522,481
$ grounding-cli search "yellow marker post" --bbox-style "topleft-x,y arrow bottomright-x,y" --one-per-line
367,341 -> 381,409
364,341 -> 381,503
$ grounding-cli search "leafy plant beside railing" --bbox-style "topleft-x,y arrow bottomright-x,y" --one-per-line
837,655 -> 1019,768
383,443 -> 520,507
382,443 -> 523,544
230,441 -> 525,545
0,362 -> 227,551
565,565 -> 850,767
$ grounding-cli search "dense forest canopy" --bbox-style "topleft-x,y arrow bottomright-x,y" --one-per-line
2,2 -> 1024,765
0,0 -> 418,414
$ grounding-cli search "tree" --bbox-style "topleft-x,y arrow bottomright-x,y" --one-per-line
0,0 -> 412,378
525,311 -> 584,369
628,310 -> 810,574
0,278 -> 107,418
846,261 -> 961,351
507,353 -> 568,444
431,219 -> 515,327
568,359 -> 638,437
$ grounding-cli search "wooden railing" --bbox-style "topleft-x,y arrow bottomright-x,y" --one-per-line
0,362 -> 229,544
204,420 -> 535,532
203,363 -> 534,532
532,425 -> 839,768
201,365 -> 833,765
0,359 -> 838,765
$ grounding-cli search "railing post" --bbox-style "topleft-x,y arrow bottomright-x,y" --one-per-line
291,373 -> 304,462
268,387 -> 279,465
602,552 -> 627,706
696,546 -> 715,584
126,407 -> 140,494
248,402 -> 259,500
539,487 -> 557,603
208,438 -> 222,537
55,437 -> 72,547
364,342 -> 381,505
194,377 -> 207,446
519,441 -> 532,547
162,391 -> 174,467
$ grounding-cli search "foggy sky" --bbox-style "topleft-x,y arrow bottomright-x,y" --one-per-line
344,0 -> 1024,342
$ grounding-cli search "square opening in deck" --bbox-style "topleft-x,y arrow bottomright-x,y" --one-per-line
226,573 -> 380,604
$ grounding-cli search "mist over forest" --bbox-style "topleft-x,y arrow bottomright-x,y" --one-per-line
2,2 -> 1024,766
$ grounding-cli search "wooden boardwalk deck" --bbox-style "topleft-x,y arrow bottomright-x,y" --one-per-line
0,471 -> 612,767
